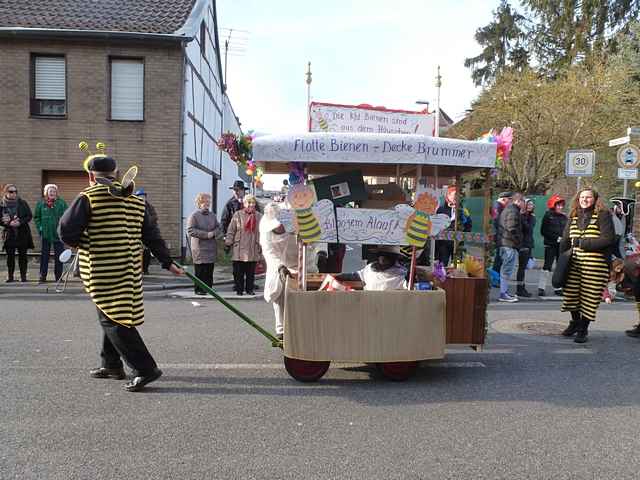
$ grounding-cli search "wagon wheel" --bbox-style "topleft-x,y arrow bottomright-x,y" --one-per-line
377,361 -> 418,381
284,356 -> 330,382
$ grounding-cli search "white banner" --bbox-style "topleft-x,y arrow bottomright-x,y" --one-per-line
253,132 -> 497,169
278,199 -> 451,245
310,103 -> 435,136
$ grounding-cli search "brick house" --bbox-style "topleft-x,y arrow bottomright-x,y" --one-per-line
0,0 -> 244,257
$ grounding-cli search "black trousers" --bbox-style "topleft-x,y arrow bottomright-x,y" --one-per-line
194,263 -> 214,294
232,261 -> 256,294
39,239 -> 64,281
5,247 -> 28,280
517,247 -> 531,284
142,248 -> 152,274
435,240 -> 454,266
97,308 -> 157,377
542,244 -> 559,271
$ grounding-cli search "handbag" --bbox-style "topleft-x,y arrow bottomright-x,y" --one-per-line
552,247 -> 573,289
552,216 -> 595,289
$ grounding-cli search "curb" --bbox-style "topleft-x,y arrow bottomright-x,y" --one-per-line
0,279 -> 232,295
0,275 -> 263,295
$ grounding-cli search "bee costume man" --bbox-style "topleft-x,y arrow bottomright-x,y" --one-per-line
59,143 -> 183,392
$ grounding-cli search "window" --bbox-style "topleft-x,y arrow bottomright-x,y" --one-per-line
110,58 -> 144,121
31,55 -> 66,116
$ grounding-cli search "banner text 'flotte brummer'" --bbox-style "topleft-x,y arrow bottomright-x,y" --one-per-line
292,138 -> 474,159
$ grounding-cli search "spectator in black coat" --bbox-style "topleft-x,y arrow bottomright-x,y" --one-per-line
435,186 -> 472,266
538,194 -> 568,296
221,180 -> 249,237
1,184 -> 34,282
516,198 -> 536,297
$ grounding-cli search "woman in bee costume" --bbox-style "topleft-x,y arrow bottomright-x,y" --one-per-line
558,188 -> 614,344
59,143 -> 182,392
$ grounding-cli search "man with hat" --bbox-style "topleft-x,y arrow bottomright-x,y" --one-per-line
59,152 -> 183,392
221,180 -> 249,237
492,191 -> 513,274
497,192 -> 522,302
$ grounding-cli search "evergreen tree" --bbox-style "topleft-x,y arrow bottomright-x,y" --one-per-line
464,0 -> 528,86
466,1 -> 640,81
523,0 -> 639,74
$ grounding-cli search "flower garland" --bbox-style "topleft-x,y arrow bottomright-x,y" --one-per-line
216,132 -> 264,187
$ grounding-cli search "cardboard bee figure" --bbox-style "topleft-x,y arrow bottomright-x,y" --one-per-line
287,183 -> 321,243
405,192 -> 438,247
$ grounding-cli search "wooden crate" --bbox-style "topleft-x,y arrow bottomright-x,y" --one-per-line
442,277 -> 488,345
283,281 -> 446,362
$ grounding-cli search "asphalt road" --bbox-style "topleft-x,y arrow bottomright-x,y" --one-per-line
3,291 -> 640,479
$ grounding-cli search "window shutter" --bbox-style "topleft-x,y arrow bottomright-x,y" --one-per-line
111,59 -> 144,120
35,57 -> 66,100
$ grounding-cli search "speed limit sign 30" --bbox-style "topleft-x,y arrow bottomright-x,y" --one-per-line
565,150 -> 595,177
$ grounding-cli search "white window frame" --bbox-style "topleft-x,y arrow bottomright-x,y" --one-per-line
110,58 -> 144,121
31,54 -> 66,116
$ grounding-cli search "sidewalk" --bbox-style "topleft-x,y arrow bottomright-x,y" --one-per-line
0,257 -> 237,294
487,265 -> 631,303
1,255 -> 629,303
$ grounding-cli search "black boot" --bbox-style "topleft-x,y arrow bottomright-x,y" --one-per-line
517,285 -> 531,298
6,263 -> 14,283
562,312 -> 581,337
625,324 -> 640,338
574,319 -> 590,344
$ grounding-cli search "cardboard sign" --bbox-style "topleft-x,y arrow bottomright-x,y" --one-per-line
309,102 -> 435,136
312,170 -> 367,206
253,132 -> 497,168
278,199 -> 451,245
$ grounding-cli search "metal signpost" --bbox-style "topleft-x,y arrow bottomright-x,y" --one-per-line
565,149 -> 595,190
617,143 -> 640,197
609,136 -> 631,147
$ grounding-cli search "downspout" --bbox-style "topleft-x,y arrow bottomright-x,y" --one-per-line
213,0 -> 224,214
178,40 -> 187,261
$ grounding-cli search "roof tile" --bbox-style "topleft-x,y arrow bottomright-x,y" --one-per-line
0,0 -> 198,35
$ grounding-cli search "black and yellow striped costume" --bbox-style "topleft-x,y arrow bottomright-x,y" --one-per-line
561,213 -> 610,321
78,182 -> 146,327
405,211 -> 431,247
295,207 -> 321,243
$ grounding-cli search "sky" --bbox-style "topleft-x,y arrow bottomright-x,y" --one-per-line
216,0 -> 502,188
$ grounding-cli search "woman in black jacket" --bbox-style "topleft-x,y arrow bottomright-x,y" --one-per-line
559,188 -> 614,343
538,194 -> 568,296
516,199 -> 536,297
1,184 -> 34,282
